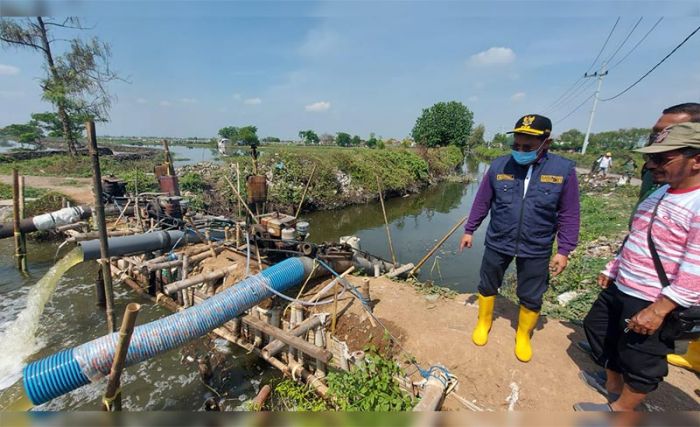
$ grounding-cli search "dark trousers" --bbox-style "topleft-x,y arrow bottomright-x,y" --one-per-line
477,246 -> 550,311
583,285 -> 674,394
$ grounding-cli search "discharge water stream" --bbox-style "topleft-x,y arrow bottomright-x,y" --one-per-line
0,248 -> 83,390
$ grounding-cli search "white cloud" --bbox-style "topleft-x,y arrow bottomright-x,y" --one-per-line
136,98 -> 148,104
305,101 -> 331,112
180,97 -> 198,104
468,47 -> 516,66
233,93 -> 241,100
244,97 -> 262,105
511,92 -> 526,102
0,64 -> 20,76
159,100 -> 172,107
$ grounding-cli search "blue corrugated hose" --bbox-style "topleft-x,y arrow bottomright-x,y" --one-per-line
22,257 -> 306,405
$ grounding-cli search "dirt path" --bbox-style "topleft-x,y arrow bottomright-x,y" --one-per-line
0,175 -> 93,205
336,276 -> 700,412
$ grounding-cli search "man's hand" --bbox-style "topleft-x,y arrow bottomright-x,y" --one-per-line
627,296 -> 678,335
549,254 -> 569,277
459,234 -> 473,252
597,273 -> 613,289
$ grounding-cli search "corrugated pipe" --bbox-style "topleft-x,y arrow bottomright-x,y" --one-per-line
22,256 -> 310,405
79,230 -> 201,261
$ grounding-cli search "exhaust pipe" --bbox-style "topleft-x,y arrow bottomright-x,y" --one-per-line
79,230 -> 201,261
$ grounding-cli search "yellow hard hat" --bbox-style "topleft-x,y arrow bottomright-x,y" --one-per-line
606,152 -> 612,156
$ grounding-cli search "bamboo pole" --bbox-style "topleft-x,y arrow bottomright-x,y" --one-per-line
409,214 -> 469,277
163,263 -> 238,294
262,315 -> 323,358
223,175 -> 258,223
375,175 -> 397,266
242,315 -> 333,363
87,121 -> 116,332
102,303 -> 141,411
12,170 -> 27,272
294,163 -> 317,218
236,162 -> 242,219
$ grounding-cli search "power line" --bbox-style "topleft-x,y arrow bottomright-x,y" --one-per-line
547,79 -> 596,114
585,17 -> 620,73
555,92 -> 596,125
541,17 -> 619,112
602,24 -> 700,101
609,17 -> 663,70
604,17 -> 643,64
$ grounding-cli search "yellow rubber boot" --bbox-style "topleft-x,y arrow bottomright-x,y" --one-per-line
472,294 -> 495,346
515,306 -> 539,362
667,340 -> 700,373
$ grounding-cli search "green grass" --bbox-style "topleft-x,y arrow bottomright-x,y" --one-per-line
0,153 -> 163,178
0,182 -> 49,199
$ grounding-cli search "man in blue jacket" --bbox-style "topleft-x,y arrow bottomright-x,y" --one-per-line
459,114 -> 580,362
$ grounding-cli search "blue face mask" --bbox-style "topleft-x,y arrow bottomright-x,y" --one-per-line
511,141 -> 545,165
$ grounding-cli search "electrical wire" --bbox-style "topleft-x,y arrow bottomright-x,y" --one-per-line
547,79 -> 596,115
604,17 -> 643,65
585,17 -> 620,74
609,17 -> 663,70
602,24 -> 700,101
554,93 -> 596,125
542,17 -> 619,113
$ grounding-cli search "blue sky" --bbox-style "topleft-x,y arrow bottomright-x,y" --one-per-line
1,1 -> 699,140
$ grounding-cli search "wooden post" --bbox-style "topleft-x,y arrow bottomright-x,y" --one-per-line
102,303 -> 141,411
95,267 -> 106,307
162,139 -> 175,175
87,120 -> 116,332
12,170 -> 27,272
236,162 -> 242,219
294,163 -> 317,218
409,214 -> 469,277
376,175 -> 397,266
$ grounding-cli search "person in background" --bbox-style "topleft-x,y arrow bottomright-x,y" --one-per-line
575,123 -> 700,411
621,157 -> 637,185
597,152 -> 613,177
459,114 -> 580,362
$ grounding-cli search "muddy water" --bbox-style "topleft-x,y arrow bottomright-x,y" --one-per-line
0,239 -> 277,410
305,159 -> 490,293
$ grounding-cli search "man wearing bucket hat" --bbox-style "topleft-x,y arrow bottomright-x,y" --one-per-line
459,114 -> 580,362
575,122 -> 700,411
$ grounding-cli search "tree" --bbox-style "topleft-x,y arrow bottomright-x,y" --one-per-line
2,122 -> 43,143
411,101 -> 474,147
262,136 -> 280,143
351,135 -> 362,146
238,125 -> 259,146
336,132 -> 352,147
466,124 -> 486,150
556,129 -> 584,151
298,129 -> 319,145
1,18 -> 120,155
490,132 -> 510,148
319,133 -> 334,146
31,111 -> 86,138
366,133 -> 379,149
218,126 -> 239,140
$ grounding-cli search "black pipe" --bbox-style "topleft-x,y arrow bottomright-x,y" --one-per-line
79,230 -> 201,261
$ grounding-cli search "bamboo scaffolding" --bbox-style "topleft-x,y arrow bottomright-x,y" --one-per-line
163,263 -> 238,295
375,175 -> 397,266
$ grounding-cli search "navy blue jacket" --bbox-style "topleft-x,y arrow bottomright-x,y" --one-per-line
465,152 -> 580,258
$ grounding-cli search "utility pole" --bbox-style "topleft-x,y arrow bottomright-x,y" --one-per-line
581,63 -> 608,154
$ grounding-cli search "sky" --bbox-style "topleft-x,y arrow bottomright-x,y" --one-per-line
0,1 -> 699,140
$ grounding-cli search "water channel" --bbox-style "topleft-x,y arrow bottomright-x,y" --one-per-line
0,158 -> 490,410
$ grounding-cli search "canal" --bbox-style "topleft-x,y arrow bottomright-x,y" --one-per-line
0,158 -> 490,410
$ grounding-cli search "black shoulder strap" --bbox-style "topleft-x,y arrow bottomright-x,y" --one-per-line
647,193 -> 671,287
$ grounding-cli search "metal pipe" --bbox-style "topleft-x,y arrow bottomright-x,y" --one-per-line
80,230 -> 202,261
102,303 -> 141,411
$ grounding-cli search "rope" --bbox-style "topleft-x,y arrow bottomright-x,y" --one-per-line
101,387 -> 122,411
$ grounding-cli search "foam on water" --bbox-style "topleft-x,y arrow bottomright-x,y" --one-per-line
0,248 -> 83,390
